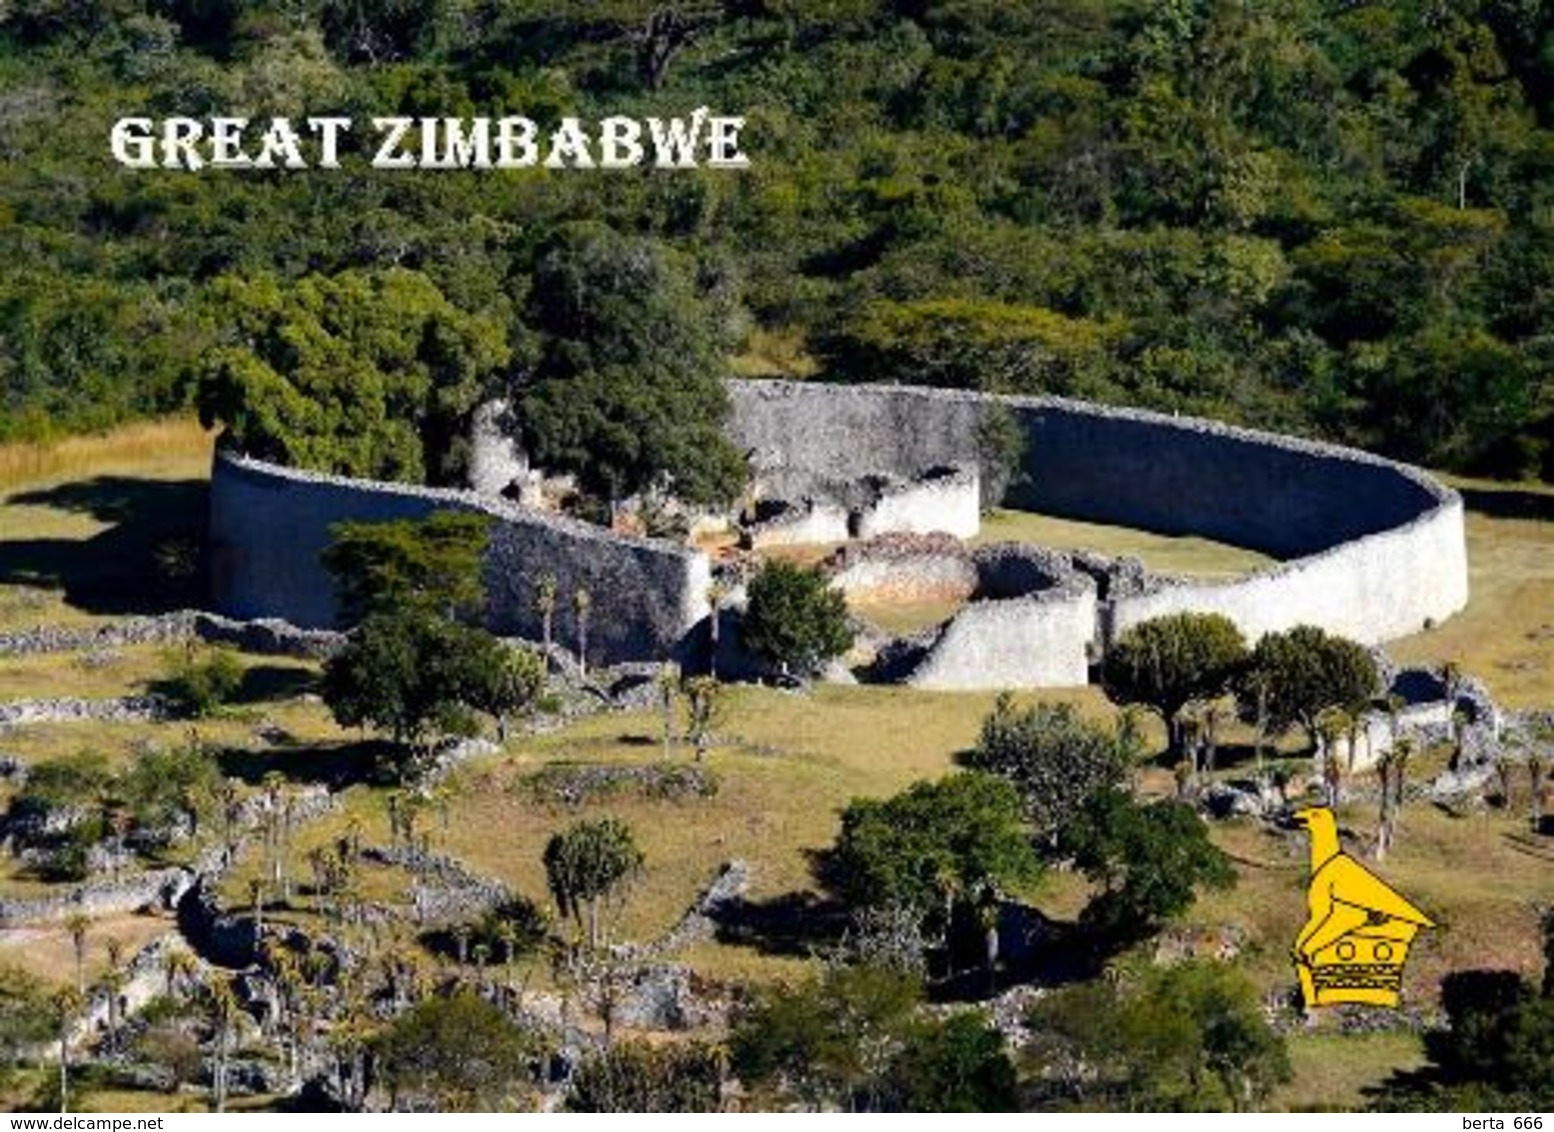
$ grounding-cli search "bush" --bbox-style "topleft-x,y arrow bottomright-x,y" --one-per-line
159,644 -> 244,718
741,560 -> 852,678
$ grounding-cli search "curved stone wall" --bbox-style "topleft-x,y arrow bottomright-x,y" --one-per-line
209,379 -> 1469,685
209,452 -> 711,665
728,380 -> 1469,652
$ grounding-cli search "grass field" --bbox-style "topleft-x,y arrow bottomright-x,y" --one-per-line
0,419 -> 1551,1112
977,508 -> 1276,578
1391,476 -> 1554,709
0,418 -> 215,631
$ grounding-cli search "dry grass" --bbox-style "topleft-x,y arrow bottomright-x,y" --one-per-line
0,416 -> 216,633
0,912 -> 175,989
850,595 -> 967,635
729,329 -> 820,379
0,418 -> 214,495
1391,477 -> 1554,709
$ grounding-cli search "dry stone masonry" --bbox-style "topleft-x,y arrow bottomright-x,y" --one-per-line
209,379 -> 1470,689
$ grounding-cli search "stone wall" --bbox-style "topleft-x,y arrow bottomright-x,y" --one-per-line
209,452 -> 711,665
853,465 -> 980,540
210,380 -> 1469,686
905,546 -> 1098,690
906,586 -> 1096,690
728,380 -> 1469,654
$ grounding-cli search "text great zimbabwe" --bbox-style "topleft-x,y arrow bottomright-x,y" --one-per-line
109,110 -> 749,171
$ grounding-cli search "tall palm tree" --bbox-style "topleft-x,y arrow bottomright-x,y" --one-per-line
706,578 -> 729,679
535,574 -> 559,654
103,937 -> 126,1036
573,588 -> 593,678
64,913 -> 90,998
207,976 -> 240,1114
50,987 -> 82,1115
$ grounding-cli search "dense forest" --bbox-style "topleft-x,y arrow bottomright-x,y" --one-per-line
2,0 -> 1553,484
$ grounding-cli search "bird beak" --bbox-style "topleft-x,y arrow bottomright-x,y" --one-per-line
1291,808 -> 1316,826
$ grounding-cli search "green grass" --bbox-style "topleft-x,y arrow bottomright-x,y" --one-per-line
976,509 -> 1275,577
1274,1030 -> 1427,1111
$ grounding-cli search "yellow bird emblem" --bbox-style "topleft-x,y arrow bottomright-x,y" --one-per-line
1291,807 -> 1433,1008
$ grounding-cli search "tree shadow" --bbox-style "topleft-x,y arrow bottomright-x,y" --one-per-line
234,664 -> 319,704
710,890 -> 851,958
0,476 -> 208,615
213,739 -> 397,789
1460,485 -> 1554,523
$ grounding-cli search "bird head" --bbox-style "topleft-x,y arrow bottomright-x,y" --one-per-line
1290,806 -> 1337,832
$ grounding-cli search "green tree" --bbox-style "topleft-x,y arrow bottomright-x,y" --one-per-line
1237,625 -> 1381,751
730,963 -> 921,1112
1030,961 -> 1290,1110
542,817 -> 644,949
889,1012 -> 1018,1113
741,560 -> 853,679
821,296 -> 1113,396
372,991 -> 535,1112
517,222 -> 746,508
1374,968 -> 1553,1110
565,1041 -> 725,1112
682,674 -> 723,762
829,773 -> 1040,955
965,696 -> 1137,839
0,966 -> 52,1081
156,643 -> 244,718
1101,613 -> 1248,755
196,268 -> 508,486
1059,788 -> 1235,944
322,511 -> 493,625
321,608 -> 517,780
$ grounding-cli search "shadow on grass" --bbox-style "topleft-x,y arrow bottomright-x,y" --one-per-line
214,739 -> 398,789
711,890 -> 851,958
235,664 -> 318,703
0,476 -> 208,615
1460,485 -> 1554,523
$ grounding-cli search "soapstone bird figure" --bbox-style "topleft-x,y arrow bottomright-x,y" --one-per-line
1291,806 -> 1433,1009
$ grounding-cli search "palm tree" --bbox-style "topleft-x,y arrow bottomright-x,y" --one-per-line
656,662 -> 681,757
573,588 -> 593,677
249,876 -> 266,942
103,937 -> 126,1036
706,578 -> 729,679
65,912 -> 90,998
163,947 -> 197,1000
50,987 -> 82,1115
207,976 -> 240,1114
683,675 -> 721,763
535,574 -> 559,654
1315,707 -> 1352,808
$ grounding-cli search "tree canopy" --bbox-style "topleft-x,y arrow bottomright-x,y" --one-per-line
828,772 -> 1041,936
371,991 -> 535,1112
741,560 -> 853,678
6,3 -> 1554,481
1237,625 -> 1381,749
1059,788 -> 1236,944
195,269 -> 508,486
542,816 -> 644,949
322,511 -> 494,624
1101,613 -> 1248,754
516,221 -> 747,507
965,695 -> 1138,838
